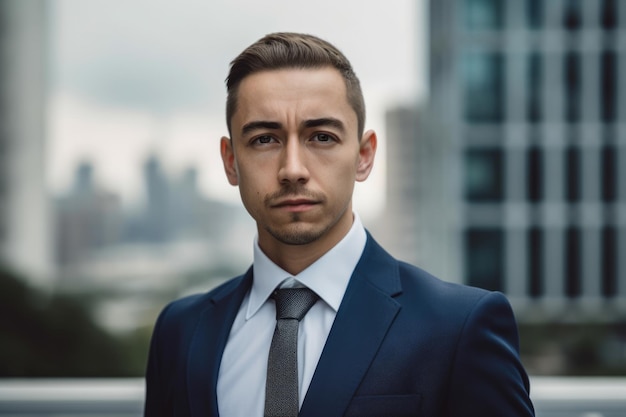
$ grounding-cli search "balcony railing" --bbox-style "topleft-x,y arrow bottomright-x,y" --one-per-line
0,377 -> 625,416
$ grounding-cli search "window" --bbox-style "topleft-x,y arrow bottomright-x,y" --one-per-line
564,226 -> 581,298
565,146 -> 581,203
526,0 -> 543,29
600,0 -> 618,30
601,145 -> 617,202
527,146 -> 543,202
465,0 -> 504,30
601,226 -> 617,297
600,50 -> 617,123
564,0 -> 582,30
527,52 -> 543,123
463,53 -> 505,122
527,227 -> 543,297
465,148 -> 503,201
564,52 -> 581,123
465,228 -> 504,292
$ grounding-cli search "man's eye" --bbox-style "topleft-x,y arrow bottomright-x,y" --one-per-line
254,135 -> 275,144
312,133 -> 333,142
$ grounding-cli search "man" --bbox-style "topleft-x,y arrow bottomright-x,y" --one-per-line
144,32 -> 534,417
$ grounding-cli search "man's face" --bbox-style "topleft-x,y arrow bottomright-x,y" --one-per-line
220,67 -> 376,254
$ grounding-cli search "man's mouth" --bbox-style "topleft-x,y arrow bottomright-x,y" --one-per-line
272,198 -> 319,212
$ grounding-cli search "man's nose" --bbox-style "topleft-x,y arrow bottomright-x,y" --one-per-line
278,139 -> 309,184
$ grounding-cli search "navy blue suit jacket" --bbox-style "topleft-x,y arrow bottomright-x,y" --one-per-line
145,235 -> 534,416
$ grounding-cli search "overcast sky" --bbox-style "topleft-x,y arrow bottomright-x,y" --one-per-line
48,0 -> 427,219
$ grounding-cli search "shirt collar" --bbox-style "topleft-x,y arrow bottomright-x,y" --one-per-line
246,212 -> 367,320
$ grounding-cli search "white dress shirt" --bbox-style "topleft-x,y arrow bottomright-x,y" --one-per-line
217,213 -> 367,417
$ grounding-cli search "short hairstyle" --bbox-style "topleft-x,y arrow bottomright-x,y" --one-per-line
225,32 -> 366,138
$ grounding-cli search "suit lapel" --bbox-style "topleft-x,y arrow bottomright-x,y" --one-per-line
186,270 -> 252,417
300,236 -> 402,417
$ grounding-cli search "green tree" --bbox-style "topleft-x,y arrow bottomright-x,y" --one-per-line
0,267 -> 141,376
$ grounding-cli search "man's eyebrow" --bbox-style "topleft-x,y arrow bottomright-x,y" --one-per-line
302,118 -> 346,133
241,121 -> 282,135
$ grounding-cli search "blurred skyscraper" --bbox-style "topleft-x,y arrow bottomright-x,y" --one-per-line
380,104 -> 455,282
377,0 -> 626,320
55,161 -> 123,267
421,0 -> 626,318
142,155 -> 172,242
0,1 -> 52,287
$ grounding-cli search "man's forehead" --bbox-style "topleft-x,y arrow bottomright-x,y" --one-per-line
235,68 -> 349,107
238,66 -> 346,91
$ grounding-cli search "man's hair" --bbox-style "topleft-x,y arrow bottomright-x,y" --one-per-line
225,32 -> 366,138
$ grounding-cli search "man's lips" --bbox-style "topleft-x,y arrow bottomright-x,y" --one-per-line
271,198 -> 320,212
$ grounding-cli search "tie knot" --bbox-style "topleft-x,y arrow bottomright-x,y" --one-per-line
272,287 -> 319,321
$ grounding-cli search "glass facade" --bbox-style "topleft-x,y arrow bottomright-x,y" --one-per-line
526,0 -> 543,29
563,0 -> 582,30
454,0 -> 623,305
564,52 -> 581,123
564,226 -> 582,298
526,146 -> 543,202
565,146 -> 581,203
600,50 -> 617,123
600,0 -> 618,30
463,53 -> 505,122
601,144 -> 617,202
527,227 -> 543,297
601,226 -> 617,297
527,52 -> 542,123
464,0 -> 503,30
465,148 -> 503,201
465,228 -> 504,292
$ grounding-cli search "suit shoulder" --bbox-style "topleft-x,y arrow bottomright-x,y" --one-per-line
362,234 -> 496,308
396,260 -> 504,311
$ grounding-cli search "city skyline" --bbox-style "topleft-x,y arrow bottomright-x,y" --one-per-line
47,0 -> 427,222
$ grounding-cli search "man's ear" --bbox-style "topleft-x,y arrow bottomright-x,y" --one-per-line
220,136 -> 239,186
356,129 -> 377,182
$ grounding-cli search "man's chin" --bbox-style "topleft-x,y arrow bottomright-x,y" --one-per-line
265,224 -> 325,246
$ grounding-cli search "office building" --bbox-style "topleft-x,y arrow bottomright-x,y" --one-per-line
0,1 -> 52,287
425,0 -> 626,317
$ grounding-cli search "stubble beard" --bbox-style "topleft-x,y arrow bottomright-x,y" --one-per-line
259,183 -> 351,246
263,212 -> 330,245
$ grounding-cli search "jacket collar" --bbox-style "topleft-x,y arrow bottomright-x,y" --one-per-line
300,234 -> 403,416
187,269 -> 253,417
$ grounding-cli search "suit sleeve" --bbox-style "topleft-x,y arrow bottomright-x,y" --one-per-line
445,292 -> 535,417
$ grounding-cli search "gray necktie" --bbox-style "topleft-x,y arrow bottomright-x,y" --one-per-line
264,287 -> 319,417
